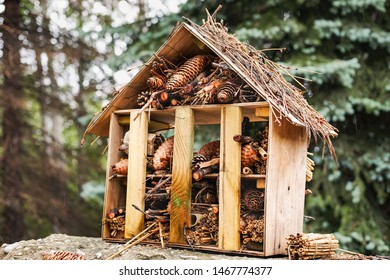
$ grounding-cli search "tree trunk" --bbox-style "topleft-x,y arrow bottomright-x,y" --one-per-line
0,0 -> 27,243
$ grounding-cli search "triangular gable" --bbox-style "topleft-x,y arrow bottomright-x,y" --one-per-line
86,23 -> 214,137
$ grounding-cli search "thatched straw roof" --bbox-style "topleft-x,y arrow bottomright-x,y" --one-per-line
85,8 -> 338,159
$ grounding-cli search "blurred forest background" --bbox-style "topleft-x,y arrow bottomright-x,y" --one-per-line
0,0 -> 389,255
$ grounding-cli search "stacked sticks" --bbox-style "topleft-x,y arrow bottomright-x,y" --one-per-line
286,233 -> 339,260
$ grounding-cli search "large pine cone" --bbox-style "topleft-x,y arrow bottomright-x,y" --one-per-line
112,158 -> 128,175
242,188 -> 264,212
165,55 -> 213,91
153,136 -> 174,171
198,140 -> 220,160
241,143 -> 260,167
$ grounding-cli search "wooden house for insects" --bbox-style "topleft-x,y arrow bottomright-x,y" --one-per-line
85,12 -> 338,257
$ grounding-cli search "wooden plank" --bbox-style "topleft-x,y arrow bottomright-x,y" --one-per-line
169,107 -> 194,244
102,113 -> 125,239
255,107 -> 270,119
219,106 -> 242,250
256,178 -> 266,189
264,113 -> 307,256
117,115 -> 171,132
125,111 -> 149,238
113,102 -> 269,127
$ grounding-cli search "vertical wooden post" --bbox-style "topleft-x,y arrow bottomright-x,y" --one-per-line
125,111 -> 148,238
219,106 -> 242,250
264,113 -> 307,256
102,113 -> 123,239
169,107 -> 194,244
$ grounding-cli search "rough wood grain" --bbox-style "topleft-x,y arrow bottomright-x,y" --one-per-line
102,113 -> 125,239
218,106 -> 242,250
169,107 -> 194,244
264,113 -> 307,256
125,111 -> 149,238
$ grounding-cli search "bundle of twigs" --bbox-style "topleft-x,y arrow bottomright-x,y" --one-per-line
255,126 -> 268,174
241,217 -> 265,245
103,215 -> 126,237
187,206 -> 219,245
306,153 -> 315,182
286,233 -> 339,260
184,7 -> 338,161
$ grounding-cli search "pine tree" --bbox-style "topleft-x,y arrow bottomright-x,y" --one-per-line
0,0 -> 108,242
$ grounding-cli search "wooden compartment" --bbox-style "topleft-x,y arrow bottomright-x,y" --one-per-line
101,101 -> 307,256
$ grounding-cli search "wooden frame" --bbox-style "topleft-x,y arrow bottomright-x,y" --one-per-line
101,102 -> 307,256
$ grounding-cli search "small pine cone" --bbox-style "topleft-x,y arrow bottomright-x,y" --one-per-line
217,82 -> 238,103
42,251 -> 85,260
241,143 -> 260,167
242,189 -> 264,212
198,140 -> 220,160
192,154 -> 208,171
153,136 -> 174,171
165,55 -> 213,91
112,158 -> 128,175
147,76 -> 165,90
153,134 -> 165,151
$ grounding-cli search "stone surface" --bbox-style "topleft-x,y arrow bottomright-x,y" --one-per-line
0,234 -> 281,260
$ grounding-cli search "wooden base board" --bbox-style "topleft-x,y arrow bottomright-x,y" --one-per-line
102,238 -> 274,258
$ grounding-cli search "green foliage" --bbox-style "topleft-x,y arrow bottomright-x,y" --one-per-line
330,0 -> 387,14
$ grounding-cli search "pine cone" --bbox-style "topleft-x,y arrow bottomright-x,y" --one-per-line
153,134 -> 165,151
165,55 -> 213,91
198,140 -> 220,160
242,188 -> 264,212
147,76 -> 165,90
217,82 -> 238,103
241,143 -> 260,167
153,136 -> 174,171
112,158 -> 128,175
192,154 -> 208,171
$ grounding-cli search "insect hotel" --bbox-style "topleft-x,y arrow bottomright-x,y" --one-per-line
85,12 -> 337,257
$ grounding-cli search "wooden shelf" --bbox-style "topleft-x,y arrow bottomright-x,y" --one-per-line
241,174 -> 266,180
146,174 -> 172,178
113,173 -> 265,179
114,101 -> 269,126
